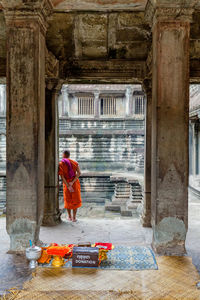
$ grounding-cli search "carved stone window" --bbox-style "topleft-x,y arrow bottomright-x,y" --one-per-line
100,97 -> 116,115
78,97 -> 94,115
135,96 -> 144,115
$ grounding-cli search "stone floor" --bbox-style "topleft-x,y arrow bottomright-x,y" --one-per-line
0,191 -> 200,297
4,256 -> 200,300
40,213 -> 152,247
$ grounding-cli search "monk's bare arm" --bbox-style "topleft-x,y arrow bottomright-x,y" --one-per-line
70,165 -> 81,185
61,175 -> 69,188
61,175 -> 74,192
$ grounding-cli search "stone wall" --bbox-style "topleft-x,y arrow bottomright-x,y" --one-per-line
57,84 -> 145,215
0,85 -> 6,214
59,120 -> 144,172
0,83 -> 145,216
189,84 -> 200,197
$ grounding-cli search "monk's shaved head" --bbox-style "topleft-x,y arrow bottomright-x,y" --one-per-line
63,150 -> 70,158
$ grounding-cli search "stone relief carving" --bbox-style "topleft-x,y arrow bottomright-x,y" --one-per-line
145,0 -> 194,24
1,0 -> 53,28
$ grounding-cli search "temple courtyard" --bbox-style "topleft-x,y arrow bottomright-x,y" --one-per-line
0,191 -> 200,299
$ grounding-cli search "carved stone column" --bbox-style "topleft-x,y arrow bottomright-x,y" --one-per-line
141,79 -> 152,228
146,0 -> 193,255
42,79 -> 62,226
191,122 -> 197,175
94,91 -> 100,118
2,0 -> 53,251
61,85 -> 70,117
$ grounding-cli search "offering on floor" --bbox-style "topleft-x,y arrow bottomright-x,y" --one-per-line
72,247 -> 99,268
37,247 -> 51,264
46,245 -> 74,267
26,246 -> 42,269
92,243 -> 114,262
77,242 -> 91,247
37,243 -> 114,267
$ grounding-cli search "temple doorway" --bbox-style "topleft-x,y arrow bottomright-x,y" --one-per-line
41,83 -> 151,246
57,84 -> 145,220
186,84 -> 200,270
0,82 -> 153,249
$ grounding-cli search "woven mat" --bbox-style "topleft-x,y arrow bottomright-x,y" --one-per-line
40,246 -> 158,271
4,256 -> 200,300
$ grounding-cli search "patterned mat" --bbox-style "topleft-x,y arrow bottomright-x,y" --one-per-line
40,246 -> 158,271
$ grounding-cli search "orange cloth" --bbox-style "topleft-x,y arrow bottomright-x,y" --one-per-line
38,248 -> 51,264
58,159 -> 82,210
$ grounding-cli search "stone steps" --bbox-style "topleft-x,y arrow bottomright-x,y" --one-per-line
128,182 -> 143,210
59,176 -> 115,204
81,197 -> 106,204
105,179 -> 143,217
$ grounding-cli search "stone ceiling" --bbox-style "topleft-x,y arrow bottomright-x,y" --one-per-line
0,1 -> 200,82
52,0 -> 147,11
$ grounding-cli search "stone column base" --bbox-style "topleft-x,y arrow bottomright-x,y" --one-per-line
141,192 -> 152,227
7,218 -> 40,252
152,241 -> 186,256
141,213 -> 152,228
43,185 -> 61,226
152,217 -> 187,256
42,210 -> 62,227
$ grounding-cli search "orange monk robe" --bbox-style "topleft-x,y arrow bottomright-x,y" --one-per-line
58,159 -> 82,210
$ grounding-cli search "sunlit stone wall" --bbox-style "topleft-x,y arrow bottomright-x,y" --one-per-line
0,84 -> 6,173
0,84 -> 6,213
58,84 -> 145,173
0,83 -> 145,213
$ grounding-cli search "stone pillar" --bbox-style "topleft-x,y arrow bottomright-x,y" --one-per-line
42,79 -> 62,226
58,94 -> 63,118
190,122 -> 195,176
3,0 -> 53,251
94,91 -> 100,118
147,0 -> 193,255
194,121 -> 200,175
125,87 -> 133,117
0,84 -> 6,116
188,121 -> 193,176
141,79 -> 152,228
61,85 -> 69,117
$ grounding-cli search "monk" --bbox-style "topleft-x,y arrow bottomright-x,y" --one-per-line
58,150 -> 82,222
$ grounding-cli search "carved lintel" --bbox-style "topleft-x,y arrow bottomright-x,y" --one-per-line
145,46 -> 152,78
145,0 -> 194,25
0,77 -> 6,84
142,78 -> 152,97
45,47 -> 59,78
45,77 -> 63,93
62,59 -> 146,81
1,0 -> 53,33
145,0 -> 155,25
